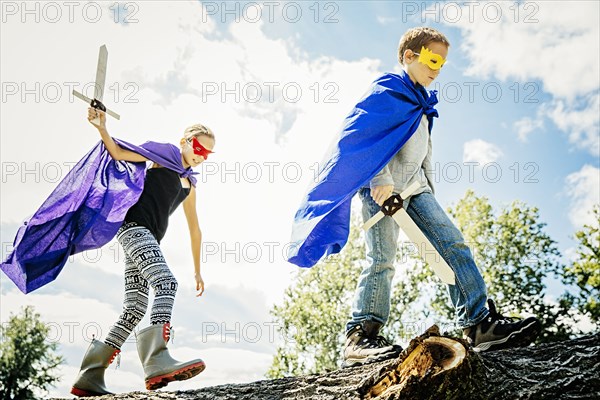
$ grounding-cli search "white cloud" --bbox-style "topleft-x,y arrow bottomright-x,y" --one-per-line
441,2 -> 599,98
462,139 -> 503,165
514,116 -> 544,143
376,16 -> 397,25
542,296 -> 597,335
565,165 -> 600,229
546,94 -> 600,156
440,1 -> 599,155
0,291 -> 120,336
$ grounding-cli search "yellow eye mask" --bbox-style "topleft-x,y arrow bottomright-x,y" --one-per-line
414,46 -> 446,70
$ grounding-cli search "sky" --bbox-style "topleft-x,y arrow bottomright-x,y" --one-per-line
1,0 -> 598,397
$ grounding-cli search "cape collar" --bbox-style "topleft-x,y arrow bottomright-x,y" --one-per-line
395,69 -> 439,119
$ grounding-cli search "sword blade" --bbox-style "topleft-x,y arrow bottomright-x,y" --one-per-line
392,209 -> 456,285
72,90 -> 92,104
362,211 -> 385,232
104,107 -> 121,120
400,181 -> 421,200
94,45 -> 108,102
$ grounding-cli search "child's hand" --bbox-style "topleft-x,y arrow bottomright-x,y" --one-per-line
87,107 -> 106,130
372,185 -> 394,206
195,272 -> 205,297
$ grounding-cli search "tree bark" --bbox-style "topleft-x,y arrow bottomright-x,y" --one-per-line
57,328 -> 600,400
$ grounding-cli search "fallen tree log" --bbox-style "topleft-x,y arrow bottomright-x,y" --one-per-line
58,327 -> 599,400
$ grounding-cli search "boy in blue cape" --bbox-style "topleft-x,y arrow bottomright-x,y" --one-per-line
288,27 -> 541,366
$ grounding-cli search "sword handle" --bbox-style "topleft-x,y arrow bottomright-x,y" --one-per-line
381,194 -> 403,216
90,98 -> 107,112
90,99 -> 106,126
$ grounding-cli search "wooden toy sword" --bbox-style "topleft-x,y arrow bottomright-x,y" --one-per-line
362,181 -> 456,285
73,45 -> 120,124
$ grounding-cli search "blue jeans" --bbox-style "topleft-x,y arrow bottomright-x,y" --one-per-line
347,189 -> 489,332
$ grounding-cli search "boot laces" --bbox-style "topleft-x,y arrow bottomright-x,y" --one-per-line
358,336 -> 379,349
374,335 -> 393,347
487,299 -> 519,325
358,334 -> 391,349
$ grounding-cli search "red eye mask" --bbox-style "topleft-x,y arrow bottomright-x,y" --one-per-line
190,137 -> 213,159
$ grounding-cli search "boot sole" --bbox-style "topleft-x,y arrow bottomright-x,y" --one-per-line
146,361 -> 206,390
474,319 -> 542,352
71,387 -> 111,397
342,348 -> 401,368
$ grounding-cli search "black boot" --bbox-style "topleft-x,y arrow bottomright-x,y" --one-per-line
463,299 -> 541,352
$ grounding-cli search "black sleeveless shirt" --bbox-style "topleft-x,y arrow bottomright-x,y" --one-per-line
124,167 -> 191,243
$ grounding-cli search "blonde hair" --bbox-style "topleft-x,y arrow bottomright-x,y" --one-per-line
184,124 -> 215,140
398,27 -> 450,65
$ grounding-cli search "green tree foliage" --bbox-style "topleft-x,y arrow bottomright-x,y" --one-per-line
0,306 -> 63,400
446,190 -> 570,342
387,260 -> 442,341
267,216 -> 365,378
444,191 -> 558,309
564,205 -> 600,324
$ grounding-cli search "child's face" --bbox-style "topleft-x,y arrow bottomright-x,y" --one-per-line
181,135 -> 215,168
404,41 -> 448,87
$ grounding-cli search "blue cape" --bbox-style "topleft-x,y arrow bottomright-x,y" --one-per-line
1,139 -> 197,294
287,70 -> 439,267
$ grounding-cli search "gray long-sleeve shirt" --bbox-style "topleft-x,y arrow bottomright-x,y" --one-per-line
366,115 -> 435,208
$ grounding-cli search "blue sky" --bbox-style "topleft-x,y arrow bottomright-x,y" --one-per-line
1,1 -> 598,397
203,0 -> 599,245
258,0 -> 599,250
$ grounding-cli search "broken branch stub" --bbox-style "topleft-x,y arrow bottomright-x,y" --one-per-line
359,325 -> 472,400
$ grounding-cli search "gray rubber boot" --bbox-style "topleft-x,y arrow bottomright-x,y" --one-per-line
70,339 -> 120,397
136,323 -> 205,390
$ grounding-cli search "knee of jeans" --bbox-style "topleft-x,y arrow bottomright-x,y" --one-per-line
446,240 -> 472,259
372,257 -> 395,274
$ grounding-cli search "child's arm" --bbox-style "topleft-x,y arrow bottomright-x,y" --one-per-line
88,108 -> 149,162
182,186 -> 204,297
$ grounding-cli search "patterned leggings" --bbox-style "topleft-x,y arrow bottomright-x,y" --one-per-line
104,223 -> 178,350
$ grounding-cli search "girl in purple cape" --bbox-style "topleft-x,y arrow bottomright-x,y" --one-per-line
71,107 -> 215,397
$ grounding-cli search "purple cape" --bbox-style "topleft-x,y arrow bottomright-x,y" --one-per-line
1,139 -> 198,294
287,71 -> 439,267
